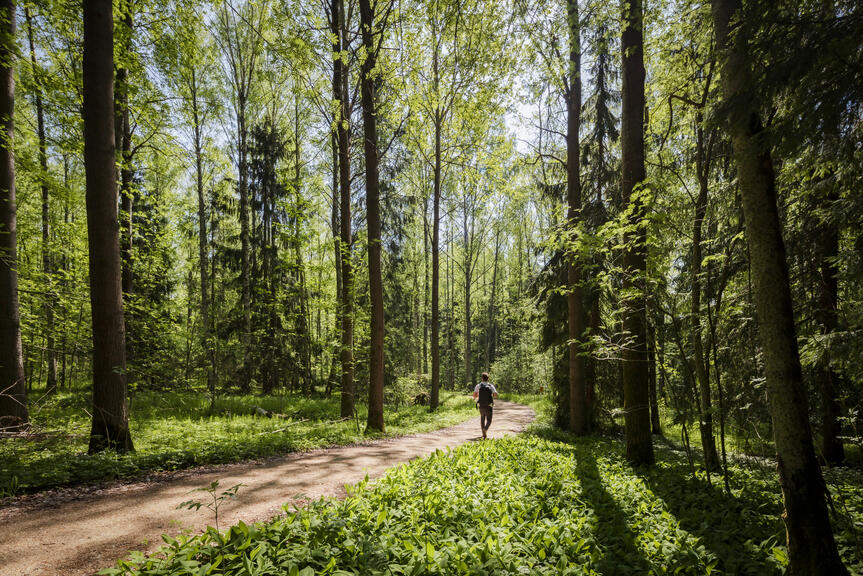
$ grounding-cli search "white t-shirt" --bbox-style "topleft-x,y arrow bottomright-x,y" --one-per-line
474,382 -> 498,395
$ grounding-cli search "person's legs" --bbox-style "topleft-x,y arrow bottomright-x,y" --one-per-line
480,406 -> 493,438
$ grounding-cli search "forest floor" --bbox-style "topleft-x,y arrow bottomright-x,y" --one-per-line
0,400 -> 535,576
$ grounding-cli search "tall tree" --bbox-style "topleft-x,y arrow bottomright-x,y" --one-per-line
214,0 -> 266,390
407,0 -> 502,409
691,87 -> 720,470
360,0 -> 386,432
25,6 -> 57,394
711,0 -> 848,572
83,0 -> 133,453
620,0 -> 653,465
116,0 -> 134,301
430,24 -> 442,410
582,15 -> 618,426
154,0 -> 220,401
332,0 -> 354,418
817,191 -> 843,465
0,0 -> 28,430
566,0 -> 587,435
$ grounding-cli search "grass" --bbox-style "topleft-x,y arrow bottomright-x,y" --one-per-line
0,388 -> 478,495
103,423 -> 863,575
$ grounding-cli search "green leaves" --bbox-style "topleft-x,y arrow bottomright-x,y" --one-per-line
110,434 -> 740,575
0,390 -> 477,494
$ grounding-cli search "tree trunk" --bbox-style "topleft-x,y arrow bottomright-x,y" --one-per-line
423,201 -> 429,375
620,0 -> 653,465
360,0 -> 385,432
190,69 -> 215,403
328,129 -> 341,395
692,131 -> 720,469
648,324 -> 661,434
117,5 -> 133,302
447,219 -> 455,391
238,97 -> 252,390
0,0 -> 28,430
83,0 -> 133,453
585,285 -> 600,426
327,3 -> 342,394
567,0 -> 587,435
294,100 -> 312,395
711,0 -> 847,573
334,0 -> 354,418
25,7 -> 57,395
430,110 -> 441,410
486,231 -> 500,368
817,191 -> 843,465
60,156 -> 70,389
463,211 -> 472,389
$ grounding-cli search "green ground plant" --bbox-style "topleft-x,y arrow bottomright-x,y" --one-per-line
102,424 -> 863,575
0,389 -> 477,494
177,480 -> 245,533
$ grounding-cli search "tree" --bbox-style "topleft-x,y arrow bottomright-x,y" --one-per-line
0,0 -> 28,431
565,0 -> 587,435
116,0 -> 134,303
689,69 -> 720,471
817,187 -> 844,465
581,13 -> 618,428
25,5 -> 57,394
360,0 -> 390,432
83,0 -> 133,453
331,0 -> 355,418
214,0 -> 266,391
711,0 -> 848,572
620,0 -> 653,465
155,0 -> 221,402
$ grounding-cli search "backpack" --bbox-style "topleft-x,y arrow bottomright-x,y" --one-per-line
477,382 -> 494,407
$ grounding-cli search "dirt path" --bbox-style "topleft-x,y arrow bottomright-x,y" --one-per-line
0,401 -> 534,576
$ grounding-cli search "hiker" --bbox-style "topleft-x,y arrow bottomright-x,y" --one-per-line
473,372 -> 498,439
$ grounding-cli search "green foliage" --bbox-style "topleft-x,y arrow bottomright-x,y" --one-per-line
491,335 -> 552,394
177,480 -> 245,532
107,430 -> 863,575
0,389 -> 476,494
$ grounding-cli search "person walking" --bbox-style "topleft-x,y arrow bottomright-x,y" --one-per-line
473,372 -> 498,439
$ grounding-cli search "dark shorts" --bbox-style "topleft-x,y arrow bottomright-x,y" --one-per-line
479,405 -> 493,430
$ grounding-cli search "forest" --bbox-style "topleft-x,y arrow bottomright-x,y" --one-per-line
0,0 -> 862,574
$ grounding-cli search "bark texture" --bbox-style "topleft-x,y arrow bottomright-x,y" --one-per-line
360,0 -> 385,432
711,0 -> 847,573
429,48 -> 442,411
83,0 -> 133,453
333,0 -> 354,418
190,69 -> 216,402
620,0 -> 653,465
0,0 -> 28,430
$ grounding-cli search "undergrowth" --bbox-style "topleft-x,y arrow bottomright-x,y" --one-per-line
0,389 -> 476,495
103,426 -> 863,575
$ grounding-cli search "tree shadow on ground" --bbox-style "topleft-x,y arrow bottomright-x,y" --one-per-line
635,440 -> 785,575
574,447 -> 652,574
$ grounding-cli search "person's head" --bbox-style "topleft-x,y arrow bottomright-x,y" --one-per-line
481,372 -> 489,382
